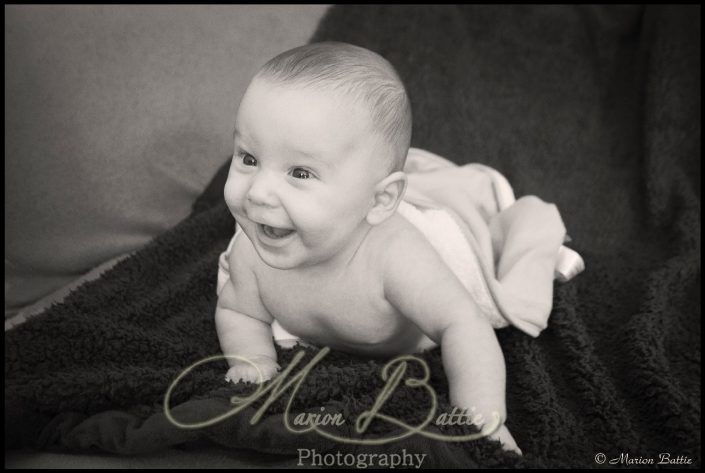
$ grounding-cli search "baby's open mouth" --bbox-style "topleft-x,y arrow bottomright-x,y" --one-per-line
260,224 -> 295,239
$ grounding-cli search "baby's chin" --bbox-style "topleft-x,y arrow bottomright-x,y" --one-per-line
256,252 -> 302,270
251,242 -> 333,272
247,236 -> 305,270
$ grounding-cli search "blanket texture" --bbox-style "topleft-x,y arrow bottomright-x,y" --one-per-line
5,5 -> 700,468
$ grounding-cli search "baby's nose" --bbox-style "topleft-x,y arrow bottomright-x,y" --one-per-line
246,172 -> 278,208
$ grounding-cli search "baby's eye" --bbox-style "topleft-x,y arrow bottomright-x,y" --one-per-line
240,153 -> 257,166
291,168 -> 312,180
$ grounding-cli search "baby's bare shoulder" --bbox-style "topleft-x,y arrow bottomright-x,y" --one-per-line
365,213 -> 446,282
226,231 -> 263,294
223,230 -> 273,323
228,229 -> 260,271
376,212 -> 462,280
370,213 -> 433,254
374,212 -> 473,339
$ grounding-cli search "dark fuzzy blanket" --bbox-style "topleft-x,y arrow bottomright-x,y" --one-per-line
5,5 -> 700,468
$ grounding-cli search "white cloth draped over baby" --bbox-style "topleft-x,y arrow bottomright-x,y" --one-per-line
217,147 -> 585,345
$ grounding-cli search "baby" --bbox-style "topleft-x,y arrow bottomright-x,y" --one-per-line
216,42 -> 521,453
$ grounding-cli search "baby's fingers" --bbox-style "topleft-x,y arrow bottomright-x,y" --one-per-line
487,424 -> 523,456
225,365 -> 262,384
225,361 -> 279,384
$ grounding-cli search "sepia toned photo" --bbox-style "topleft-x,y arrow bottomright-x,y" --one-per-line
5,5 -> 700,468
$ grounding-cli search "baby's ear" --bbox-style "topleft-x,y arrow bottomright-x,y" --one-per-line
366,171 -> 407,226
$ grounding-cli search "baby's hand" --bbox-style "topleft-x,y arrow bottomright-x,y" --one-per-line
486,423 -> 523,456
224,355 -> 280,384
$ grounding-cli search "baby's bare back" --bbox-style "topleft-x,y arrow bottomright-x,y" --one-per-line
250,214 -> 436,356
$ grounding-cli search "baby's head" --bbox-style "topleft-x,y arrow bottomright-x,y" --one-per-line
226,42 -> 412,270
254,41 -> 412,174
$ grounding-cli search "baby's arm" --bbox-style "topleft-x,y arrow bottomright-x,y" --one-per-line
216,236 -> 278,383
382,229 -> 520,454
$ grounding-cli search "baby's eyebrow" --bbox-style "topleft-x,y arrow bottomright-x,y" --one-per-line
292,149 -> 326,164
292,148 -> 329,167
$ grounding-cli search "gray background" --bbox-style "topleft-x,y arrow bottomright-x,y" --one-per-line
5,5 -> 329,318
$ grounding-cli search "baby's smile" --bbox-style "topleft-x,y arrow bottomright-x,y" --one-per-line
260,223 -> 295,240
253,221 -> 298,249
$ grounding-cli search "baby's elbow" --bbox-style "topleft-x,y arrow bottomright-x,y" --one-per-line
442,315 -> 495,344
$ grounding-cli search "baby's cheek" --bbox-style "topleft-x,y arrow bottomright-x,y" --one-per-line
302,216 -> 353,253
223,179 -> 244,213
292,209 -> 330,244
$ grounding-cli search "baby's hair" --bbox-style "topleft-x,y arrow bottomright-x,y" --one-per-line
255,42 -> 412,173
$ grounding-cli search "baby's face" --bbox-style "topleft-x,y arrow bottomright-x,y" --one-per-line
225,78 -> 385,270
